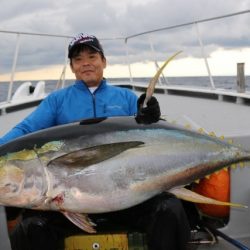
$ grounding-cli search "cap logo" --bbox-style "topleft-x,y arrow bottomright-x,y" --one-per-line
69,34 -> 95,48
68,33 -> 103,58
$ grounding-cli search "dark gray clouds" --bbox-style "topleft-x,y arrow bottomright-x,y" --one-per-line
1,0 -> 247,37
0,0 -> 249,74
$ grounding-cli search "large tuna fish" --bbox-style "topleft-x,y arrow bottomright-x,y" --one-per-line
0,117 -> 249,233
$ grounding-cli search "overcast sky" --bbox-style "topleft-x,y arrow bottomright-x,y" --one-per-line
0,0 -> 249,79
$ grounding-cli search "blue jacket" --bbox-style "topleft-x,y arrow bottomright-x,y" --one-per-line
0,79 -> 138,145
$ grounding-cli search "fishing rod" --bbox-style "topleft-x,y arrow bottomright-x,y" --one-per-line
204,223 -> 250,250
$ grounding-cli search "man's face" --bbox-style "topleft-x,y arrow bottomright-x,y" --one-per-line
70,48 -> 106,87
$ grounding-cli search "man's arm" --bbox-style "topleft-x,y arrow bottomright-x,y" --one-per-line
0,95 -> 57,145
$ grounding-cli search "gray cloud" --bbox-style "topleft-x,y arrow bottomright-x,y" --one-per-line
0,0 -> 249,74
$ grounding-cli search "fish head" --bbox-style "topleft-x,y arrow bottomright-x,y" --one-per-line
0,164 -> 24,204
0,149 -> 47,207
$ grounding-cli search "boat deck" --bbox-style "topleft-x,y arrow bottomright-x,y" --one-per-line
0,86 -> 250,249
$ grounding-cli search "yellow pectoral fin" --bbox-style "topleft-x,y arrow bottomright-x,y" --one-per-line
145,50 -> 182,105
169,187 -> 247,208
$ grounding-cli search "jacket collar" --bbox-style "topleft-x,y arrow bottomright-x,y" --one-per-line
74,79 -> 107,91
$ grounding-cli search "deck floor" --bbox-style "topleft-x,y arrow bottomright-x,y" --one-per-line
1,91 -> 250,249
150,92 -> 250,138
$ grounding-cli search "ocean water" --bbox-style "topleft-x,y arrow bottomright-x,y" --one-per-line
0,76 -> 249,102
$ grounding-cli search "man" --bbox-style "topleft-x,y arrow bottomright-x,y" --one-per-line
1,33 -> 190,250
0,34 -> 159,144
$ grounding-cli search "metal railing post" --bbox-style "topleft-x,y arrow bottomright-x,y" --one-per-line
125,38 -> 133,83
62,38 -> 69,88
56,38 -> 70,90
7,33 -> 21,102
148,36 -> 167,85
194,22 -> 215,89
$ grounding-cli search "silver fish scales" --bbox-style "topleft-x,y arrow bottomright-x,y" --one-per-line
0,117 -> 249,232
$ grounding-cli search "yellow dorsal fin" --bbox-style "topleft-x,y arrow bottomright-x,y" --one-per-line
209,131 -> 216,137
239,162 -> 245,168
198,128 -> 205,134
231,164 -> 237,169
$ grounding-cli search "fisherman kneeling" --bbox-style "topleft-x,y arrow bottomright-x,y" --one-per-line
2,33 -> 191,250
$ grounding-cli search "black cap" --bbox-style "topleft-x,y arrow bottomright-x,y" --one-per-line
68,33 -> 104,58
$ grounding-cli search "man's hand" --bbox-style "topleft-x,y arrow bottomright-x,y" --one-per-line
135,93 -> 161,124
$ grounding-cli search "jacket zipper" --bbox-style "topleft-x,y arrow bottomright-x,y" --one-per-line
82,80 -> 104,118
92,93 -> 96,117
92,81 -> 104,117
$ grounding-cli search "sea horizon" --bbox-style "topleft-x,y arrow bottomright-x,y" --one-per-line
0,75 -> 249,102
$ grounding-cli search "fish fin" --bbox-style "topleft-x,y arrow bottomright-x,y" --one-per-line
169,187 -> 248,208
62,211 -> 97,233
48,141 -> 144,168
144,50 -> 182,106
79,117 -> 107,125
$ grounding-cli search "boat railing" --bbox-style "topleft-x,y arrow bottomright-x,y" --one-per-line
124,10 -> 249,88
0,10 -> 249,105
0,31 -> 72,103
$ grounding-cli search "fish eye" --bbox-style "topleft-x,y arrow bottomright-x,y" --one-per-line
4,183 -> 18,192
